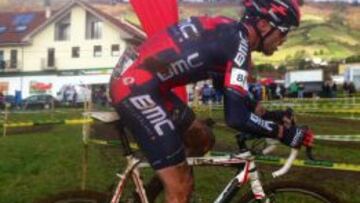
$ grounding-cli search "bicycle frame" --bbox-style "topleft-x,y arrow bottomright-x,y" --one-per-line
110,148 -> 283,203
90,112 -> 298,203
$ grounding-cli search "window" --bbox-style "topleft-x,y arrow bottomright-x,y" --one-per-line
47,48 -> 55,67
111,44 -> 120,56
10,50 -> 17,69
86,12 -> 102,39
72,47 -> 80,58
12,14 -> 35,33
55,14 -> 71,41
0,50 -> 4,69
93,46 -> 102,57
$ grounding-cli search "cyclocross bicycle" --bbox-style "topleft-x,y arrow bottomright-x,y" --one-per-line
40,112 -> 341,203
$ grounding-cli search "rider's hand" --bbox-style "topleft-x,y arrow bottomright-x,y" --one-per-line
280,126 -> 309,148
279,126 -> 315,148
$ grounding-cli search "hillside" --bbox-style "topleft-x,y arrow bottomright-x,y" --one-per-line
93,2 -> 360,65
0,1 -> 359,65
253,4 -> 360,64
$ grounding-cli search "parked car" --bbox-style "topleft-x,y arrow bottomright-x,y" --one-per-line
0,95 -> 17,109
22,94 -> 59,110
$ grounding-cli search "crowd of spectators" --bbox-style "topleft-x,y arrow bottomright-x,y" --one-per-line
191,79 -> 358,106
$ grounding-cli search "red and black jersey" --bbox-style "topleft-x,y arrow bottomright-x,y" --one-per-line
110,16 -> 279,170
111,16 -> 252,103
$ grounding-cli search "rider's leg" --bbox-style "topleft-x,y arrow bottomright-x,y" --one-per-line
157,161 -> 193,203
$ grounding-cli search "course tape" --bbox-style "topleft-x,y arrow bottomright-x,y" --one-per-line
200,104 -> 360,114
85,139 -> 360,172
209,152 -> 360,172
265,106 -> 360,113
2,118 -> 93,128
215,122 -> 360,142
297,113 -> 360,120
316,135 -> 360,142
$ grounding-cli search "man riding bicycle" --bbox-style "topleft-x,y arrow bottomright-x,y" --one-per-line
110,0 -> 314,202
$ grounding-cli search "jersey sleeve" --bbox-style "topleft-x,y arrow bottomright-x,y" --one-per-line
223,30 -> 280,138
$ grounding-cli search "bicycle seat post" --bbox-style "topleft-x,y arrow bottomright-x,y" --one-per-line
235,133 -> 249,153
115,119 -> 133,156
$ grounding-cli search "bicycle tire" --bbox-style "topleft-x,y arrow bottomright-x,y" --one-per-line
239,181 -> 341,203
35,190 -> 109,203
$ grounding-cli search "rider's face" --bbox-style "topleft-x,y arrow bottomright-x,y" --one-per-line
262,29 -> 287,56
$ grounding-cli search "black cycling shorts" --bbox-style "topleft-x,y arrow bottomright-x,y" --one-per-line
111,64 -> 194,169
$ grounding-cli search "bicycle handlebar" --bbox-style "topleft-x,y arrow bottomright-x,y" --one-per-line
261,138 -> 314,178
272,148 -> 298,177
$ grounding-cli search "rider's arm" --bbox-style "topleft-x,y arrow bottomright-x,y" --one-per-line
222,31 -> 305,147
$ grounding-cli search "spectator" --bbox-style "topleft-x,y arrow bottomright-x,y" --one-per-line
298,83 -> 304,98
15,90 -> 22,109
288,82 -> 299,98
0,92 -> 4,108
343,81 -> 356,97
201,84 -> 212,105
331,82 -> 337,98
275,84 -> 285,99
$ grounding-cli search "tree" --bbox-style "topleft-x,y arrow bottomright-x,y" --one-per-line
278,64 -> 287,73
345,55 -> 360,63
255,64 -> 275,72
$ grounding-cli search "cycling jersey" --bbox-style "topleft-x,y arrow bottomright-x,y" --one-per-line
110,16 -> 279,170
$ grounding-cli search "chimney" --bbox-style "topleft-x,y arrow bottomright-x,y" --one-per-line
44,0 -> 51,19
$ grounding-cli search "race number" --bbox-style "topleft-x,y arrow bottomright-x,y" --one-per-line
230,68 -> 248,89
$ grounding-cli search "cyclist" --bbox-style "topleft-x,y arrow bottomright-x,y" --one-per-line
110,0 -> 314,202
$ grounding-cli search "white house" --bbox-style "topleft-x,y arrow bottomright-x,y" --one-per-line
0,0 -> 145,98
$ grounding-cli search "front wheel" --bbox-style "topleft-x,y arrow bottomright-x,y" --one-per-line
240,181 -> 341,203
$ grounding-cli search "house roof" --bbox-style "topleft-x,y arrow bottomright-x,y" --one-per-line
0,0 -> 145,46
0,11 -> 47,45
80,1 -> 146,42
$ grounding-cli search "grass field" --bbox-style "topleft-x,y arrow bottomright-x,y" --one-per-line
0,106 -> 359,203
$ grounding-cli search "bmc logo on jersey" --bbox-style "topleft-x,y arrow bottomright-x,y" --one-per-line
234,32 -> 249,67
157,52 -> 204,82
250,114 -> 274,131
129,94 -> 175,136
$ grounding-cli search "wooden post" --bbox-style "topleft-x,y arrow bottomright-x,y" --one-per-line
81,90 -> 92,190
3,103 -> 9,137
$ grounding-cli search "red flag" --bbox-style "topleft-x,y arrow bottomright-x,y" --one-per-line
130,0 -> 188,102
130,0 -> 179,37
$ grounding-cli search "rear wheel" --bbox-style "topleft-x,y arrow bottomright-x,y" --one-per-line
240,181 -> 341,203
